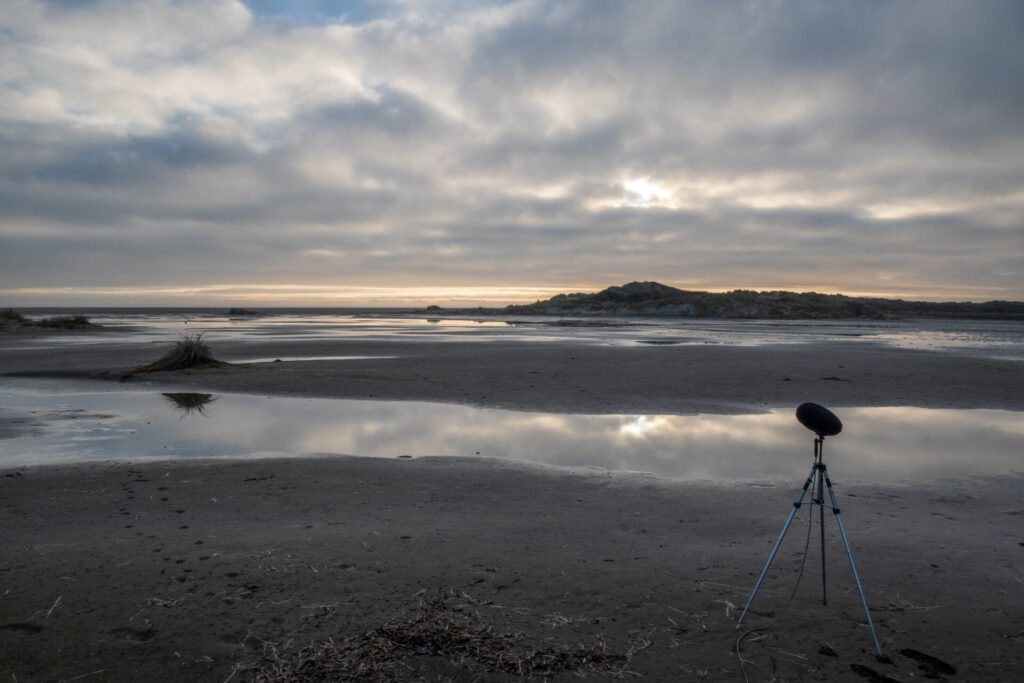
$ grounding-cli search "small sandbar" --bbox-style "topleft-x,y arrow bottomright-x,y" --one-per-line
233,354 -> 396,364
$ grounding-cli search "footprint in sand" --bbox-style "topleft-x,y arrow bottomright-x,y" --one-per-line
900,648 -> 957,678
109,626 -> 157,642
850,663 -> 900,682
0,622 -> 44,634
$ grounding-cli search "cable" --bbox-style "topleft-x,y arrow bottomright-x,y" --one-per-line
736,499 -> 815,683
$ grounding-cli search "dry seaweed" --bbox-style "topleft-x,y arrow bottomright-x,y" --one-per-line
238,597 -> 639,681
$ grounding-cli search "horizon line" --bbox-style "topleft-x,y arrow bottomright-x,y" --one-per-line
2,281 -> 1022,307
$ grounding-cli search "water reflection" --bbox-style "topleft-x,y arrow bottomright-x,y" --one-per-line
162,392 -> 217,416
1,380 -> 1020,482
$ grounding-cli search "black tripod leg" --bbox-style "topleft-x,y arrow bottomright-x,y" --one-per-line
737,464 -> 817,627
818,467 -> 828,605
822,466 -> 883,655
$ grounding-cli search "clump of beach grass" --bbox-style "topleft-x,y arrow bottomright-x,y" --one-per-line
1,308 -> 26,323
127,334 -> 230,376
35,314 -> 93,329
2,310 -> 96,329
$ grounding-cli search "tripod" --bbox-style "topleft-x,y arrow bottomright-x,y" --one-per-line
736,432 -> 883,655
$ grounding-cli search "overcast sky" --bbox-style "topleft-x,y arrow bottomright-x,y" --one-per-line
2,0 -> 1022,306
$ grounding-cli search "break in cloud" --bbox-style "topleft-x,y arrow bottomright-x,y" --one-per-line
1,0 -> 1022,305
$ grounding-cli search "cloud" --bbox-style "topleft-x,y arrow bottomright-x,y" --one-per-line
1,0 -> 1022,304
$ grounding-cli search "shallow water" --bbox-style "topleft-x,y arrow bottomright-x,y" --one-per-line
2,378 -> 1020,483
7,310 -> 1024,360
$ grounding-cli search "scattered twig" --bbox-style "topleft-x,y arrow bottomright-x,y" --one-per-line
58,670 -> 104,683
147,595 -> 189,608
714,599 -> 737,618
541,612 -> 592,628
881,595 -> 946,612
777,648 -> 808,661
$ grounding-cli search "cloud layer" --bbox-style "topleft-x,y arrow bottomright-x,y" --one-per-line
2,0 -> 1022,304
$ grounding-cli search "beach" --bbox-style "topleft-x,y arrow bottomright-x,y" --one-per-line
5,331 -> 1024,413
2,331 -> 1023,681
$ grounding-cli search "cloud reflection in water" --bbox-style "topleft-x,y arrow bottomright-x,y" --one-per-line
1,382 -> 1019,482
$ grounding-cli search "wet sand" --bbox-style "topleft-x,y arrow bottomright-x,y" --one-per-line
4,334 -> 1024,413
2,333 -> 1023,680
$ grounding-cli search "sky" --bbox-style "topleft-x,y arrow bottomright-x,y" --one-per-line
2,0 -> 1022,307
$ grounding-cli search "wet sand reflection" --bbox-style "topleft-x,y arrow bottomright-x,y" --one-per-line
2,380 -> 1019,482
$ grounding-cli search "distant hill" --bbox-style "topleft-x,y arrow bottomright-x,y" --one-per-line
494,282 -> 1024,320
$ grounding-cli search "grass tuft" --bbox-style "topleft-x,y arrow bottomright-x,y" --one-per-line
127,334 -> 230,375
2,310 -> 95,329
34,314 -> 93,329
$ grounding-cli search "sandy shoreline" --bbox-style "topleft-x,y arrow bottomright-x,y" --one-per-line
2,457 -> 1022,681
4,335 -> 1024,413
2,334 -> 1023,680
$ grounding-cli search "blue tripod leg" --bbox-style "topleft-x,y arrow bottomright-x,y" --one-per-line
737,464 -> 818,627
822,466 -> 883,655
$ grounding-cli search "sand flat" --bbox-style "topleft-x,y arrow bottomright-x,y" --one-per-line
2,335 -> 1023,680
4,335 -> 1024,412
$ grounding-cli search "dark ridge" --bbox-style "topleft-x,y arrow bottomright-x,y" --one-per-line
495,281 -> 1024,320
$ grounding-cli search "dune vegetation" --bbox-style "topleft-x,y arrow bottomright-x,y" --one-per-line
126,334 -> 230,376
496,281 -> 1024,320
34,314 -> 94,329
0,308 -> 26,324
1,310 -> 96,329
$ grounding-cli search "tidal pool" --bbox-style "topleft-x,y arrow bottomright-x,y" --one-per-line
1,378 -> 1020,482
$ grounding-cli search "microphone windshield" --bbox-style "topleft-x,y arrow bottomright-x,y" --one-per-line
796,402 -> 842,437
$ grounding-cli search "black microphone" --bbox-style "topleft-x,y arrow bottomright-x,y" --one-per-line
796,402 -> 842,437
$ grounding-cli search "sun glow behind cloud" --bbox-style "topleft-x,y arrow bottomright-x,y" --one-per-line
621,178 -> 673,208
